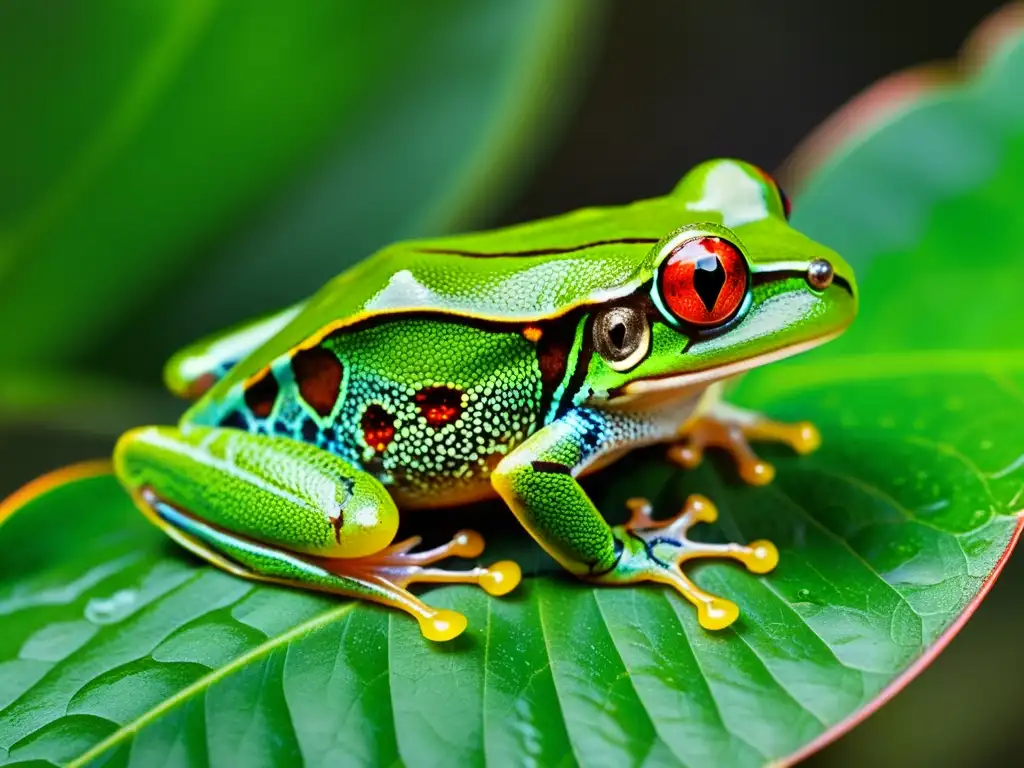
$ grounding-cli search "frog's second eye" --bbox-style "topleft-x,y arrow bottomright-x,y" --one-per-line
658,236 -> 748,327
753,165 -> 791,220
593,305 -> 650,372
778,184 -> 792,220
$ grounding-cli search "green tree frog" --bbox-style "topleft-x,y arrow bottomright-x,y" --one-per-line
114,159 -> 857,641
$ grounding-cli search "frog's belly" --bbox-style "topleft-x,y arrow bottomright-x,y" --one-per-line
392,386 -> 714,512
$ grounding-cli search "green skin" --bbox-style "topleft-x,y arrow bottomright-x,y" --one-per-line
115,159 -> 858,641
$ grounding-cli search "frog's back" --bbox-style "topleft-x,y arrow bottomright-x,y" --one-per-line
205,156 -> 804,403
181,158 -> 806,504
211,196 -> 684,398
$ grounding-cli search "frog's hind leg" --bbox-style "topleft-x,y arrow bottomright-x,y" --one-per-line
669,398 -> 820,485
162,302 -> 304,399
116,426 -> 519,641
143,494 -> 518,641
352,531 -> 520,597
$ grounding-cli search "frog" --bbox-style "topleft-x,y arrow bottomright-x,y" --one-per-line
114,158 -> 857,642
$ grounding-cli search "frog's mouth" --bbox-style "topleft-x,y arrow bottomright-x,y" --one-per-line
618,326 -> 847,398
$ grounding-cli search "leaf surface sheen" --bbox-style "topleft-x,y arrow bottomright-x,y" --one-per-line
0,357 -> 1021,767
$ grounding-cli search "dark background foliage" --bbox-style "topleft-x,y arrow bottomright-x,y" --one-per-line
502,0 -> 1004,222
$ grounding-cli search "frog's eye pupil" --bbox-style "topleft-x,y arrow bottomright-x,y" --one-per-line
658,236 -> 748,327
692,256 -> 727,311
593,305 -> 650,372
608,321 -> 627,349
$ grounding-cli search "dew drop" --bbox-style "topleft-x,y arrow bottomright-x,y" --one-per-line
84,588 -> 139,625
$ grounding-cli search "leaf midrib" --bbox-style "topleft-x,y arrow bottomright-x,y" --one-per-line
66,601 -> 358,767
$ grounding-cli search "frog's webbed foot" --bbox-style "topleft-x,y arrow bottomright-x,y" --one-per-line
145,491 -> 519,643
326,530 -> 521,641
602,495 -> 778,630
669,405 -> 820,485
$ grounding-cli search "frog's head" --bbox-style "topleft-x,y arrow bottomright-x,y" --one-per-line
585,158 -> 857,402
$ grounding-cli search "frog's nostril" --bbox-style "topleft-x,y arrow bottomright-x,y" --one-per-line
806,259 -> 834,291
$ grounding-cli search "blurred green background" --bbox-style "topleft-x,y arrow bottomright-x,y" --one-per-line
0,1 -> 1019,765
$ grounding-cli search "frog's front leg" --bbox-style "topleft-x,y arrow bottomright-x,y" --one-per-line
114,425 -> 519,641
492,409 -> 777,630
670,394 -> 820,485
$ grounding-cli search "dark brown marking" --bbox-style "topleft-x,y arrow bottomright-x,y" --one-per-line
184,372 -> 217,400
485,452 -> 505,473
530,460 -> 572,474
292,347 -> 344,417
361,404 -> 396,452
533,310 -> 584,421
328,478 -> 354,543
537,333 -> 570,388
415,237 -> 660,259
414,386 -> 463,427
219,411 -> 248,430
243,370 -> 279,419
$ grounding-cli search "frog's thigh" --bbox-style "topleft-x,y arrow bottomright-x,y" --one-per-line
163,301 -> 304,399
115,426 -> 517,641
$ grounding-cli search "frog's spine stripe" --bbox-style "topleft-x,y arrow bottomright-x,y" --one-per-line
291,346 -> 345,418
414,237 -> 660,259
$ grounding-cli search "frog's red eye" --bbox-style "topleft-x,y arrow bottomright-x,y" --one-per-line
658,236 -> 748,327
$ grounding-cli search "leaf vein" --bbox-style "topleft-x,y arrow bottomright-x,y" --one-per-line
65,601 -> 359,767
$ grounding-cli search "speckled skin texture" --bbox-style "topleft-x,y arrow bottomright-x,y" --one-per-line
114,158 -> 858,638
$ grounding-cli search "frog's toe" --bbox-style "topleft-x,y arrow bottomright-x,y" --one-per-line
418,609 -> 468,642
603,494 -> 779,631
746,418 -> 821,455
698,596 -> 741,631
670,413 -> 819,486
479,561 -> 521,596
347,528 -> 521,606
742,539 -> 780,574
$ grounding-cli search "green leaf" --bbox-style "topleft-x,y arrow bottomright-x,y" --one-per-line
0,355 -> 1021,767
0,0 -> 603,372
785,18 -> 1024,356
